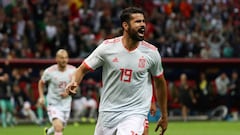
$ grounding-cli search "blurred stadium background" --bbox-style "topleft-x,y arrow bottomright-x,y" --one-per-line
0,0 -> 240,134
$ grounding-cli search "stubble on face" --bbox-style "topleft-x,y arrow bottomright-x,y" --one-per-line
126,14 -> 146,41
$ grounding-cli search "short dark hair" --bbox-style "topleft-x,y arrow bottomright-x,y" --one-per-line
120,7 -> 144,24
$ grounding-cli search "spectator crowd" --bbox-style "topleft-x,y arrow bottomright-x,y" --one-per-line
0,0 -> 240,59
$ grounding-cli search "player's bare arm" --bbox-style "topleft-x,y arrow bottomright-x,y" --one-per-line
153,75 -> 168,135
38,79 -> 45,105
65,63 -> 90,95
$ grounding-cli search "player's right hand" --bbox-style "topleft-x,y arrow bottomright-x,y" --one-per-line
65,81 -> 78,95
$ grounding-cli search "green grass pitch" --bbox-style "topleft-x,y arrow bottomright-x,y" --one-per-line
1,121 -> 239,135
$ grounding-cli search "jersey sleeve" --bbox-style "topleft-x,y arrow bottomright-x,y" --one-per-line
84,42 -> 105,70
149,50 -> 164,77
41,69 -> 51,83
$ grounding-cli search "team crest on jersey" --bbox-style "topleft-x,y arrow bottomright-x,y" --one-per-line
138,57 -> 146,68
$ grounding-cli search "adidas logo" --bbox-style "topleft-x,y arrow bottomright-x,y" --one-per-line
112,57 -> 119,62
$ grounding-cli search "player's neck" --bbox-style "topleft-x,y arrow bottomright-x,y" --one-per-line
122,35 -> 140,51
58,66 -> 66,72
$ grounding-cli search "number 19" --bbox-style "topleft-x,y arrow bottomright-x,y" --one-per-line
120,68 -> 132,82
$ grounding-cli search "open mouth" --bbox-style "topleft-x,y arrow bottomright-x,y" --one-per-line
138,28 -> 145,36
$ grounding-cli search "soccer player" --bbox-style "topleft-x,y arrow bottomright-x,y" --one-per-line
38,49 -> 76,135
65,7 -> 168,135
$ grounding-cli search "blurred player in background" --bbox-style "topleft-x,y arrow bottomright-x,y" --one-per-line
38,49 -> 76,135
65,7 -> 168,135
0,60 -> 15,128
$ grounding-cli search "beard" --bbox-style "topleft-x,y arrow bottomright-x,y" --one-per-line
127,26 -> 145,41
58,61 -> 67,69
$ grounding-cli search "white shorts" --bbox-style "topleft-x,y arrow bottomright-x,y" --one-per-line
47,105 -> 70,125
94,115 -> 145,135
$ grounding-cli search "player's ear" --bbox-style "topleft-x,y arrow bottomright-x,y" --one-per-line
122,22 -> 128,30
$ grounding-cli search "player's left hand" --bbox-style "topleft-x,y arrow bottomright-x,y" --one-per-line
155,116 -> 168,135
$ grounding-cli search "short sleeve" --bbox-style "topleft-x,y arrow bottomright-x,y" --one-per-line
84,43 -> 105,70
149,50 -> 164,77
41,69 -> 51,83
